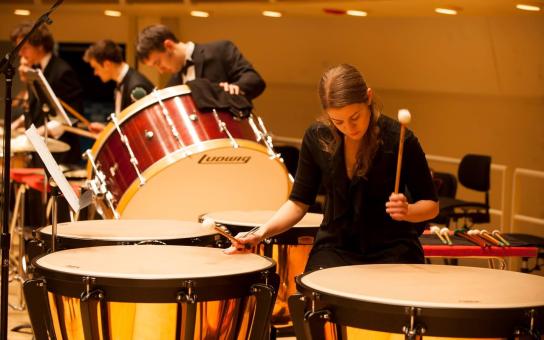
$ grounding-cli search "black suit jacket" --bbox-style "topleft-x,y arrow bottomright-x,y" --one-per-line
27,55 -> 84,165
167,40 -> 265,101
118,67 -> 154,110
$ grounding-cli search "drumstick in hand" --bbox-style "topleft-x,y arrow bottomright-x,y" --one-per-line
201,218 -> 251,250
394,109 -> 411,193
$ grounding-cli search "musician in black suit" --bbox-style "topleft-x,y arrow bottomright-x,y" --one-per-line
10,22 -> 84,227
83,39 -> 155,133
136,24 -> 265,101
10,21 -> 83,165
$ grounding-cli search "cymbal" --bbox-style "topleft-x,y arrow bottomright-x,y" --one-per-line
1,135 -> 71,154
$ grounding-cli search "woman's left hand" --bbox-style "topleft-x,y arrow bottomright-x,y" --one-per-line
386,193 -> 409,221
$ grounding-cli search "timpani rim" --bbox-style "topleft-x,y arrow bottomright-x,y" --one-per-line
298,264 -> 544,310
34,245 -> 276,280
38,219 -> 217,240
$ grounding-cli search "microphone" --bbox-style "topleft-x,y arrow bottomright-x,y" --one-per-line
130,87 -> 147,102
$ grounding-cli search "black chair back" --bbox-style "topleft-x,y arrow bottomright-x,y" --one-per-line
458,154 -> 491,192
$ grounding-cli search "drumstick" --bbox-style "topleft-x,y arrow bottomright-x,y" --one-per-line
59,98 -> 91,127
63,125 -> 98,140
467,229 -> 491,247
430,225 -> 447,244
454,229 -> 486,247
439,227 -> 453,245
201,218 -> 251,250
394,109 -> 411,194
478,229 -> 503,247
492,229 -> 511,246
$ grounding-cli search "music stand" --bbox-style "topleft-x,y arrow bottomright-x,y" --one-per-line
25,69 -> 72,127
25,125 -> 91,249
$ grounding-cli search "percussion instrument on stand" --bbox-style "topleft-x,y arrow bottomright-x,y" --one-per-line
289,264 -> 544,340
32,219 -> 220,252
201,210 -> 323,332
86,85 -> 291,221
24,245 -> 279,340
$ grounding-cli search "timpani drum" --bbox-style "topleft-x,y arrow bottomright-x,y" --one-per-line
35,219 -> 219,250
24,245 -> 279,340
289,264 -> 544,339
201,210 -> 322,326
86,85 -> 291,221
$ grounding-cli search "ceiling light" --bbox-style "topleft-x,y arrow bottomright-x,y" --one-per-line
516,4 -> 541,11
346,10 -> 367,17
14,9 -> 31,16
191,10 -> 210,18
104,10 -> 122,17
263,10 -> 282,18
435,8 -> 458,15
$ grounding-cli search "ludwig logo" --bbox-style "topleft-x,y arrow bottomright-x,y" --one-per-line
198,154 -> 251,164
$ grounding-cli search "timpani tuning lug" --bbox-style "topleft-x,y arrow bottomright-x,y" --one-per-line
403,306 -> 425,340
177,280 -> 196,303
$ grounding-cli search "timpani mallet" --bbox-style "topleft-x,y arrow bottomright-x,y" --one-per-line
394,109 -> 412,194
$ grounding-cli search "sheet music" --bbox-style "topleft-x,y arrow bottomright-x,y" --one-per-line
26,69 -> 72,126
25,125 -> 80,212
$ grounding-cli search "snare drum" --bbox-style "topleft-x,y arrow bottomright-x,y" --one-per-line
289,264 -> 544,339
24,245 -> 279,340
201,210 -> 322,326
87,85 -> 291,220
36,219 -> 219,250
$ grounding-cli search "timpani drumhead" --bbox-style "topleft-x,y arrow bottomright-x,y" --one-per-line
35,245 -> 273,280
300,264 -> 544,309
202,210 -> 323,228
38,219 -> 216,242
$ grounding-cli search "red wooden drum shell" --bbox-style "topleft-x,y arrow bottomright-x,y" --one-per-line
88,85 -> 290,220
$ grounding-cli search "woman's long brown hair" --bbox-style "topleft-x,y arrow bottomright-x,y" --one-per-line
318,64 -> 382,178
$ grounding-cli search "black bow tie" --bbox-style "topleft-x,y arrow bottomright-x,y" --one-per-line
180,60 -> 194,75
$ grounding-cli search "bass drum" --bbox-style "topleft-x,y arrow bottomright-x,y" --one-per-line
87,85 -> 291,220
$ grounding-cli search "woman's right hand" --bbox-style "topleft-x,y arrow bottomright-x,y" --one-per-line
223,232 -> 262,254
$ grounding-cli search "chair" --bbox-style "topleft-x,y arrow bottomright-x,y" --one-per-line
432,171 -> 457,225
438,154 -> 491,227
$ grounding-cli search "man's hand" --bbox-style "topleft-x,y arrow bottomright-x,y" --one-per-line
219,82 -> 240,95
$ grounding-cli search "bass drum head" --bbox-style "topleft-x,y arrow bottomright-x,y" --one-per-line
119,140 -> 291,220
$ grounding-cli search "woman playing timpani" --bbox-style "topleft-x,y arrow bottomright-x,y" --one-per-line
226,64 -> 438,271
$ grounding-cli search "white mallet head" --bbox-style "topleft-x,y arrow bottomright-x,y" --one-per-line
398,109 -> 411,125
429,225 -> 440,234
440,227 -> 449,236
201,218 -> 216,230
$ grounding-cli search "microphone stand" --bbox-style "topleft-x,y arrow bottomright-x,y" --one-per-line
0,1 -> 63,339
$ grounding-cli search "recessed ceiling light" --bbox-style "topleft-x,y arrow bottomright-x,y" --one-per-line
346,10 -> 367,17
516,4 -> 541,11
104,10 -> 122,17
191,10 -> 210,18
263,10 -> 282,18
14,9 -> 31,16
435,8 -> 458,15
